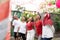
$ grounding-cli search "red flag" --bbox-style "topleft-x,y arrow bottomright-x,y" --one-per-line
0,0 -> 9,21
0,0 -> 10,40
56,0 -> 60,8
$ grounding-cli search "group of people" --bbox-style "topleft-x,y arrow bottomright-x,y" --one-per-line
12,12 -> 55,40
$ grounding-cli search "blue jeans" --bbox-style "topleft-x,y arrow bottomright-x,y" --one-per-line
41,38 -> 52,40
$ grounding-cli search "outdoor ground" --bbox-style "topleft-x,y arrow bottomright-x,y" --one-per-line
52,37 -> 60,40
10,36 -> 60,40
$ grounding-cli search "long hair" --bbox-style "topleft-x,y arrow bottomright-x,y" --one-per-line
31,17 -> 34,22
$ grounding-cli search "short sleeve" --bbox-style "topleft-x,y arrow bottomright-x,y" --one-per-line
12,20 -> 15,26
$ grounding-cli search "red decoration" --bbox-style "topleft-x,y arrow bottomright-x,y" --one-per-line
0,1 -> 9,21
48,2 -> 52,6
56,0 -> 60,8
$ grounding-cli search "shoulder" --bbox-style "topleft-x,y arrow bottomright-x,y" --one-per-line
39,20 -> 42,22
13,20 -> 16,23
24,22 -> 26,25
48,19 -> 53,22
38,20 -> 42,23
31,22 -> 34,24
13,20 -> 16,21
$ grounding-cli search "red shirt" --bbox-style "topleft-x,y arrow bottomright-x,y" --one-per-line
26,22 -> 34,30
35,20 -> 42,36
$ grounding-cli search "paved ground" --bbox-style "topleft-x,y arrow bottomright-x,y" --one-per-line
52,37 -> 60,40
10,36 -> 60,40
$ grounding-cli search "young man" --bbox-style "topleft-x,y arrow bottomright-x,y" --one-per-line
18,16 -> 26,40
12,15 -> 20,40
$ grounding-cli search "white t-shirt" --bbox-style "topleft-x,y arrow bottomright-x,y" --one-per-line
13,19 -> 20,32
42,25 -> 55,38
19,21 -> 26,34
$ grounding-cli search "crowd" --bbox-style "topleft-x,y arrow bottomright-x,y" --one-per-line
12,12 -> 55,40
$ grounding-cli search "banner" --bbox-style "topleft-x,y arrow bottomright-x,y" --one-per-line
0,0 -> 10,40
56,0 -> 60,8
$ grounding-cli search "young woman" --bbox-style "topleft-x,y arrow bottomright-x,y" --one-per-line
12,15 -> 20,40
18,16 -> 26,40
34,15 -> 42,40
26,17 -> 35,40
42,13 -> 55,40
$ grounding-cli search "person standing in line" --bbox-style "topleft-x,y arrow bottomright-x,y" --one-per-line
34,15 -> 42,40
12,15 -> 20,40
26,17 -> 35,40
18,16 -> 26,40
42,13 -> 55,40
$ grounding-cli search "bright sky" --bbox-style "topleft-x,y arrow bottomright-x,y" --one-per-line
10,0 -> 50,11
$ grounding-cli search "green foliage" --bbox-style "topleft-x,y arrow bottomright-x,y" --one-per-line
52,8 -> 60,14
12,11 -> 22,18
56,21 -> 60,28
51,0 -> 55,5
54,15 -> 60,21
54,15 -> 60,31
21,11 -> 37,21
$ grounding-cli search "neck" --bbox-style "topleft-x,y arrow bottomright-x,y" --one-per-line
28,21 -> 31,23
22,20 -> 25,22
37,19 -> 40,21
16,19 -> 18,20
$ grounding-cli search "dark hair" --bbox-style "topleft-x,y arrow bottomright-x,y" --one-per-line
13,16 -> 18,20
37,12 -> 41,19
31,17 -> 34,22
37,14 -> 41,20
27,17 -> 34,22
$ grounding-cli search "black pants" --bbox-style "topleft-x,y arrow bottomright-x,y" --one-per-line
14,32 -> 18,38
41,38 -> 52,40
18,33 -> 26,40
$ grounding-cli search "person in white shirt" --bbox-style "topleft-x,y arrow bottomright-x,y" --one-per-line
12,15 -> 20,40
42,13 -> 55,40
18,16 -> 26,40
